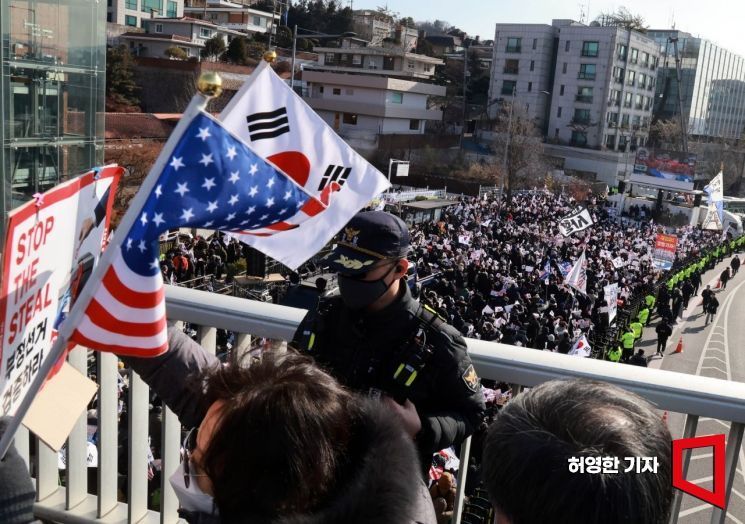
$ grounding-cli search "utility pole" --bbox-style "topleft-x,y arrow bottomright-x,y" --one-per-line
460,43 -> 469,147
499,84 -> 516,205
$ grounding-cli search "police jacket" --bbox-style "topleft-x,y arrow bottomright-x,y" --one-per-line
123,327 -> 437,524
292,282 -> 486,462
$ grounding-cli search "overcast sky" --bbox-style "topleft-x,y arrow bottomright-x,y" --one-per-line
349,0 -> 744,56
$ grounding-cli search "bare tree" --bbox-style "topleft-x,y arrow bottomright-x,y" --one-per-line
594,7 -> 647,32
491,102 -> 550,196
649,119 -> 683,149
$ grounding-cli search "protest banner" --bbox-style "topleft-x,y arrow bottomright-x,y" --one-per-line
558,206 -> 594,237
652,233 -> 678,270
604,283 -> 619,323
0,167 -> 122,417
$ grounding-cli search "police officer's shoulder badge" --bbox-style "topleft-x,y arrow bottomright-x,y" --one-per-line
461,364 -> 480,392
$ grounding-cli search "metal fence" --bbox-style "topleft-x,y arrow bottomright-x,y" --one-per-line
23,285 -> 745,524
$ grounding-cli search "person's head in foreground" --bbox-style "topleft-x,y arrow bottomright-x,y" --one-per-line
482,379 -> 672,524
182,350 -> 429,524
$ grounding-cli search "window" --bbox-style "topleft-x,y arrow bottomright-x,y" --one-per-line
409,119 -> 420,131
528,82 -> 532,92
605,134 -> 616,148
141,0 -> 162,14
504,59 -> 519,74
634,94 -> 643,109
253,16 -> 261,26
332,88 -> 341,95
613,66 -> 624,83
641,51 -> 649,67
125,15 -> 137,26
576,86 -> 593,103
571,131 -> 588,146
530,60 -> 534,72
506,37 -> 521,53
200,28 -> 212,38
632,115 -> 641,128
606,111 -> 619,125
125,0 -> 137,9
560,85 -> 565,96
319,86 -> 324,93
532,38 -> 537,50
581,41 -> 599,57
154,23 -> 163,33
619,134 -> 629,149
342,113 -> 358,125
325,53 -> 335,64
629,47 -> 638,64
555,128 -> 560,138
167,0 -> 177,17
608,89 -> 620,106
557,107 -> 563,118
578,63 -> 596,80
623,92 -> 632,108
573,108 -> 591,124
390,92 -> 403,104
107,12 -> 112,21
616,43 -> 627,60
638,73 -> 646,89
352,54 -> 362,65
565,40 -> 570,52
407,60 -> 415,70
501,80 -> 516,95
621,113 -> 630,128
562,62 -> 567,74
424,64 -> 432,72
626,70 -> 635,87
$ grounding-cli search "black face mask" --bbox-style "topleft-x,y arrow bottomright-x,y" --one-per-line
338,263 -> 399,310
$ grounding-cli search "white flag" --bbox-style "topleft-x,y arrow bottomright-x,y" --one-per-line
568,335 -> 592,357
563,251 -> 587,294
704,172 -> 724,203
219,61 -> 390,268
702,203 -> 723,231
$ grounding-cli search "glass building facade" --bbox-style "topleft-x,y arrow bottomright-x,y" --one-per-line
649,30 -> 745,141
1,0 -> 106,238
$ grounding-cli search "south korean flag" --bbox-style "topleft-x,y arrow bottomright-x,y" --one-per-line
220,61 -> 389,261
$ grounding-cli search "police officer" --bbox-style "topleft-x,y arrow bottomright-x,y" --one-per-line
292,211 -> 486,469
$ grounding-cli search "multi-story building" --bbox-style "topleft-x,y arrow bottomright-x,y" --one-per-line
302,38 -> 445,140
183,2 -> 278,36
1,0 -> 107,237
647,30 -> 745,140
108,0 -> 183,28
352,10 -> 418,51
489,19 -> 660,152
119,17 -> 243,59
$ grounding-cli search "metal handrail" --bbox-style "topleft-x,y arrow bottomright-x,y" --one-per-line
27,285 -> 745,524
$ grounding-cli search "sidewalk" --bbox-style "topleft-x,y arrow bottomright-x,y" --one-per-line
633,255 -> 740,370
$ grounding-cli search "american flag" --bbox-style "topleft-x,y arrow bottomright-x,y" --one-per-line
69,112 -> 319,356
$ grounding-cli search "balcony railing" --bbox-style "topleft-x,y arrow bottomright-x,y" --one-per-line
577,72 -> 596,80
575,95 -> 594,103
23,285 -> 745,524
608,99 -> 620,106
505,45 -> 521,53
503,68 -> 519,75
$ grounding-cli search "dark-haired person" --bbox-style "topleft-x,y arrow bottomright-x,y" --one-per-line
292,211 -> 485,471
123,327 -> 436,524
482,379 -> 672,524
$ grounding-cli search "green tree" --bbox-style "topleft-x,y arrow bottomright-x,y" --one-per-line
106,45 -> 139,110
201,35 -> 226,61
287,0 -> 353,36
223,36 -> 248,64
164,46 -> 188,60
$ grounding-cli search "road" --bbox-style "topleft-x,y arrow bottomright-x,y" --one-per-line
637,256 -> 745,523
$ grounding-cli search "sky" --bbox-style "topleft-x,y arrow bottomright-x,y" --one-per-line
348,0 -> 745,57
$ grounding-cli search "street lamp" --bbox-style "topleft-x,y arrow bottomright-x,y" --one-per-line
290,26 -> 357,89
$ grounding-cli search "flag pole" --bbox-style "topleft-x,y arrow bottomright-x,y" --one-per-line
0,75 -> 220,460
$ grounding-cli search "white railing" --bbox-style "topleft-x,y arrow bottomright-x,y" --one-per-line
385,188 -> 450,202
23,285 -> 745,524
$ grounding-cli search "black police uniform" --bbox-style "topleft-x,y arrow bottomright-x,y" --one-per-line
291,211 -> 485,470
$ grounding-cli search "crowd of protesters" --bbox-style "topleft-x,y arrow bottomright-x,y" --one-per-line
158,233 -> 246,284
405,190 -> 725,356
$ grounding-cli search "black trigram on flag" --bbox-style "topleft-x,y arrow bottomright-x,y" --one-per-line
245,107 -> 290,141
318,164 -> 352,191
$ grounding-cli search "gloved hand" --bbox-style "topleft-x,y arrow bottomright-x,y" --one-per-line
0,417 -> 36,524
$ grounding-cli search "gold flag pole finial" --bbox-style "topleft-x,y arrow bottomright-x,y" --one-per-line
197,71 -> 223,98
263,50 -> 278,63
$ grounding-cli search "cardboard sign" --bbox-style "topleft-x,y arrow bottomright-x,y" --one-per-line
0,167 -> 121,417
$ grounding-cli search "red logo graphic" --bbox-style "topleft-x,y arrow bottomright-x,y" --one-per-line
672,434 -> 726,509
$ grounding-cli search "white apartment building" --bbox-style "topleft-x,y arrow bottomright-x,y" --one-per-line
108,0 -> 184,28
183,2 -> 278,36
488,19 -> 660,152
302,39 -> 445,137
